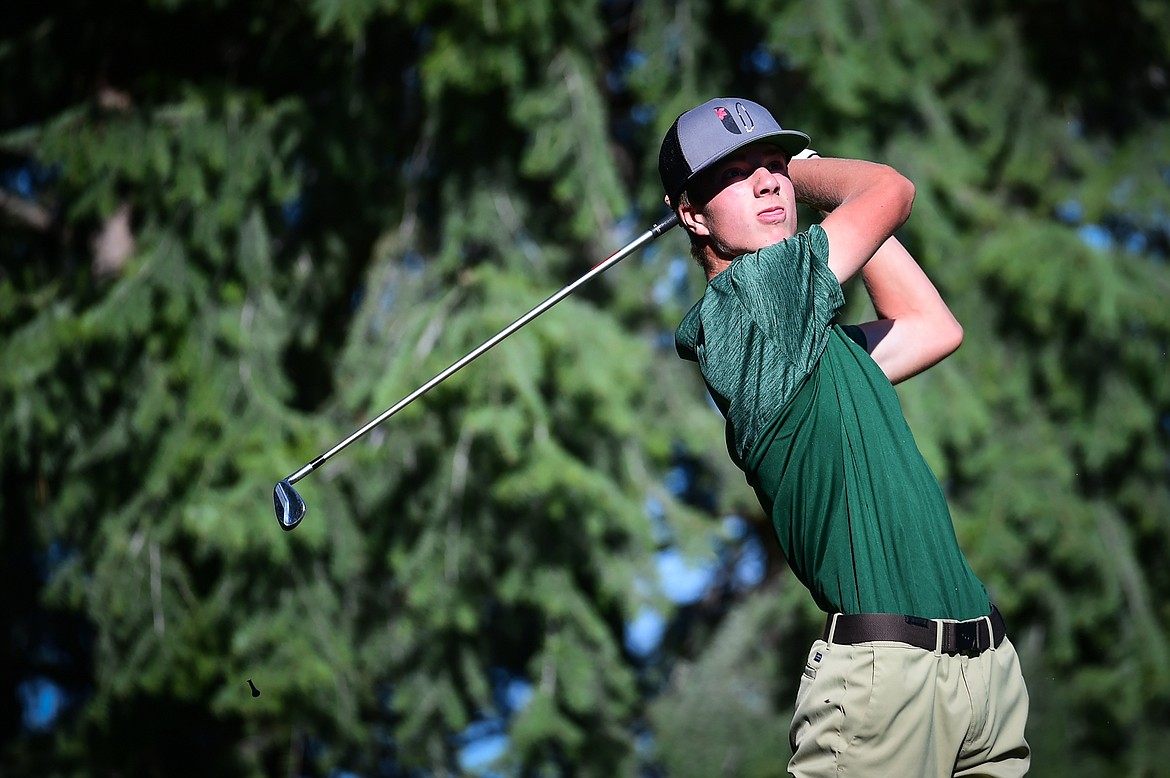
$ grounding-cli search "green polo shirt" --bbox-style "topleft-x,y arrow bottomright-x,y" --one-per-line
676,225 -> 988,619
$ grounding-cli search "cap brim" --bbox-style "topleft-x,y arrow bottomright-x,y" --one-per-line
677,128 -> 810,201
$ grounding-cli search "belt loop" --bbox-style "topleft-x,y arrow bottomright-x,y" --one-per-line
934,620 -> 945,655
826,613 -> 841,645
983,615 -> 995,651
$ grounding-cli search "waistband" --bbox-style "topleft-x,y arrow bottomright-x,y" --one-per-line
822,606 -> 1007,657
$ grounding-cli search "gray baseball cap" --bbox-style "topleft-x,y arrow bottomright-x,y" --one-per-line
659,97 -> 810,206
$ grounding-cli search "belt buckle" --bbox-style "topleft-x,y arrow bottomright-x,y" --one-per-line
952,621 -> 980,656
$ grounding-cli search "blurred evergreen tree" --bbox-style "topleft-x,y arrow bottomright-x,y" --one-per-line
1,0 -> 1168,776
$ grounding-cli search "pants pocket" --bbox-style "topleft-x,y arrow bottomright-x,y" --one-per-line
794,641 -> 827,712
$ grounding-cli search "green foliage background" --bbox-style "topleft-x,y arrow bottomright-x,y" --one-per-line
2,1 -> 1168,775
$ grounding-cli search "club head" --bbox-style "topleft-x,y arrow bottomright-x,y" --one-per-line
274,480 -> 307,531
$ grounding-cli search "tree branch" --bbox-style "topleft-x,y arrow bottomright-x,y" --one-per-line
0,188 -> 52,231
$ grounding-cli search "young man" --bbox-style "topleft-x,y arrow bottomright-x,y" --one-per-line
660,97 -> 1030,777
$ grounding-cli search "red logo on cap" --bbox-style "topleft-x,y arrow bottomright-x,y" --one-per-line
713,106 -> 742,135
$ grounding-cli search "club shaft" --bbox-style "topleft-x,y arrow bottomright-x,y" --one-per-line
285,212 -> 679,485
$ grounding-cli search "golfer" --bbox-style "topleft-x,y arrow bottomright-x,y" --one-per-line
660,97 -> 1030,776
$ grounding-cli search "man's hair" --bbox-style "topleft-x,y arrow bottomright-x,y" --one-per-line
675,189 -> 712,271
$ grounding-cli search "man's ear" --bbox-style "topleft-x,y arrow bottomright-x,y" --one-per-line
676,197 -> 709,237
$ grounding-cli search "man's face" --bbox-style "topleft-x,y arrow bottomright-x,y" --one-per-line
679,142 -> 797,260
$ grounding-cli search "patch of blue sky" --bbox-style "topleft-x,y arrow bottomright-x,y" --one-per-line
745,45 -> 779,76
656,547 -> 715,605
1055,199 -> 1084,224
607,50 -> 646,93
663,465 -> 689,497
1056,198 -> 1163,255
281,195 -> 304,226
454,672 -> 535,774
644,496 -> 673,545
502,677 -> 532,712
455,716 -> 510,772
625,605 -> 668,657
2,161 -> 58,199
722,514 -> 748,540
12,166 -> 35,198
651,257 -> 691,308
624,50 -> 647,71
720,515 -> 766,589
1123,230 -> 1148,254
613,210 -> 642,244
732,536 -> 767,589
458,731 -> 509,775
624,544 -> 719,656
18,676 -> 62,732
1077,224 -> 1114,250
403,249 -> 425,273
631,103 -> 656,126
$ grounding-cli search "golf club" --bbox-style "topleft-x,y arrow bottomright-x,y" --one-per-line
274,212 -> 680,531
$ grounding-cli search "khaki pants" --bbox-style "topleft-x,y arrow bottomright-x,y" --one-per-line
788,636 -> 1030,777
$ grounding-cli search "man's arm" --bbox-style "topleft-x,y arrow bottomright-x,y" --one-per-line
787,156 -> 915,284
854,236 -> 964,384
789,153 -> 959,383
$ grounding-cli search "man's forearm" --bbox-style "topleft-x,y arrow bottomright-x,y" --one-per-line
788,155 -> 915,285
855,236 -> 964,383
788,156 -> 907,213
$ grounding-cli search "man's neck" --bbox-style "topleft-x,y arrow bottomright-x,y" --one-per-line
703,249 -> 733,281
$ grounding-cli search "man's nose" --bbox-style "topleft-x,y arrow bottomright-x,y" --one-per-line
754,167 -> 780,195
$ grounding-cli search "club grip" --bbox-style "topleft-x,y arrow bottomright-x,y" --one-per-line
651,212 -> 680,236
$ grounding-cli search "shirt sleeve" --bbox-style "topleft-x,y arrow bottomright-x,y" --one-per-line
725,225 -> 843,369
675,300 -> 702,362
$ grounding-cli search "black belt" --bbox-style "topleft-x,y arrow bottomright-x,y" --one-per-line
822,606 -> 1007,657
